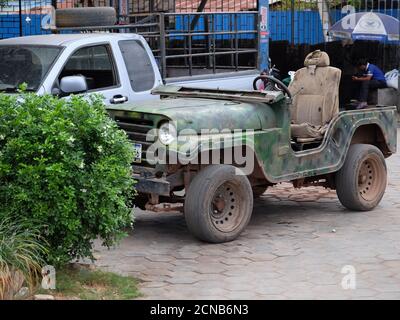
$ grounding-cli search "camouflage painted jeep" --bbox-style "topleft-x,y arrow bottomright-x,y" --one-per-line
107,52 -> 397,243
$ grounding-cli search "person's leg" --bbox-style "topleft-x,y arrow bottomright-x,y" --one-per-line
358,80 -> 370,102
369,79 -> 387,90
357,80 -> 387,109
352,81 -> 361,101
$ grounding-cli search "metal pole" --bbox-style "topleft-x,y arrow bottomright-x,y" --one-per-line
291,0 -> 295,45
149,0 -> 154,13
18,0 -> 22,37
159,13 -> 167,81
258,0 -> 269,71
318,0 -> 331,42
190,0 -> 209,30
235,14 -> 239,71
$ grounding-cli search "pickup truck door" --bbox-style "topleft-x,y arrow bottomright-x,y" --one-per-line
51,43 -> 130,106
117,39 -> 163,102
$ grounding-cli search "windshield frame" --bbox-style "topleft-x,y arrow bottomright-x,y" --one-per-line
0,44 -> 64,93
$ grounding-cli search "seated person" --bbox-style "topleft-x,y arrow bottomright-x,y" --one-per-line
352,58 -> 387,109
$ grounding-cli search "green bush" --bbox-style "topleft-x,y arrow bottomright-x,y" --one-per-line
0,93 -> 135,265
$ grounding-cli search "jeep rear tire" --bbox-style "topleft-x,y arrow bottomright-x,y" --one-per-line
336,144 -> 387,211
184,165 -> 253,243
56,7 -> 117,28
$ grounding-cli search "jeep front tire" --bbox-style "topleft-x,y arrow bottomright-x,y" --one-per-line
184,165 -> 253,243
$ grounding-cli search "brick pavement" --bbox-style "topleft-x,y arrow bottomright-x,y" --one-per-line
95,130 -> 400,300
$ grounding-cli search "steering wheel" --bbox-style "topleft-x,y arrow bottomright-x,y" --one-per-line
253,75 -> 292,99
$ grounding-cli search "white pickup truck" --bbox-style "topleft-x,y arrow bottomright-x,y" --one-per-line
0,33 -> 258,105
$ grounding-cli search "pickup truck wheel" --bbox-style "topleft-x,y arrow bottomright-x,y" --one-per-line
184,165 -> 253,243
336,144 -> 387,211
56,7 -> 117,28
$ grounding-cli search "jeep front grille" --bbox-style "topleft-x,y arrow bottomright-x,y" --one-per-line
114,115 -> 155,168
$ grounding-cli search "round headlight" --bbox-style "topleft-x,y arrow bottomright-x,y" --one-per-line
158,122 -> 177,145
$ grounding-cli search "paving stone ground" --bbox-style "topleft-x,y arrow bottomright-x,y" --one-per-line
95,130 -> 400,300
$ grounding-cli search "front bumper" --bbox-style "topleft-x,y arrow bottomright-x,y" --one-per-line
134,174 -> 170,196
133,165 -> 171,196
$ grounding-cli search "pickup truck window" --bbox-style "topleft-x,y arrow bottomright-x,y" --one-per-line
118,40 -> 155,92
0,45 -> 61,92
58,45 -> 118,91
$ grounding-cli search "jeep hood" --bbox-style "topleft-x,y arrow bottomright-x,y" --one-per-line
107,97 -> 276,132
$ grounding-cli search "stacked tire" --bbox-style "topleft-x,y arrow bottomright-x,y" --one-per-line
56,7 -> 117,28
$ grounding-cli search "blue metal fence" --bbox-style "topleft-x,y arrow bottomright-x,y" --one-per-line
270,10 -> 324,44
0,14 -> 48,38
1,9 -> 400,44
168,11 -> 324,44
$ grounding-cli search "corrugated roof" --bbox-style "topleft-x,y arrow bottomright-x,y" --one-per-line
175,0 -> 257,12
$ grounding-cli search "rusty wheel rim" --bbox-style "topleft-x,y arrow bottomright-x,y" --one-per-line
357,156 -> 385,202
210,182 -> 244,233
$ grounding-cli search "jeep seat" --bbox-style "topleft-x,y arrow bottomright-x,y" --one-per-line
289,50 -> 342,142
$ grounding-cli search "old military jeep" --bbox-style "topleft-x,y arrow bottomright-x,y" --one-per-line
107,51 -> 397,243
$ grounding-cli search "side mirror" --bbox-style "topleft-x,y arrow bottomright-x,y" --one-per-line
59,75 -> 88,95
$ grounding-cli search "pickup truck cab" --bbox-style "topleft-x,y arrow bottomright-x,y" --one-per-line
107,50 -> 397,243
0,33 -> 257,104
